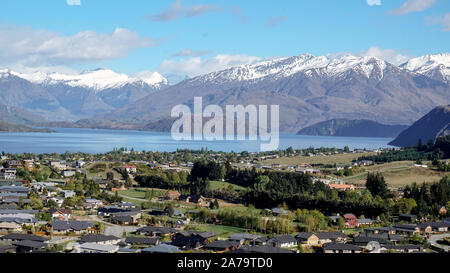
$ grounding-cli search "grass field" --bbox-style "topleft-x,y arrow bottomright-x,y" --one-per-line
261,152 -> 377,166
343,161 -> 449,187
209,180 -> 247,192
187,223 -> 258,236
85,162 -> 124,180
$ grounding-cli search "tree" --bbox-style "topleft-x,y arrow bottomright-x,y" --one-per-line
365,173 -> 389,198
166,203 -> 174,217
395,198 -> 417,214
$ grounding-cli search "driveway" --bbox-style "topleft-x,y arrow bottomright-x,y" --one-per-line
428,233 -> 450,252
88,215 -> 138,238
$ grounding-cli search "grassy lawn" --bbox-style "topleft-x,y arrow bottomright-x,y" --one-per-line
187,223 -> 259,236
209,180 -> 247,192
342,161 -> 449,187
261,152 -> 377,166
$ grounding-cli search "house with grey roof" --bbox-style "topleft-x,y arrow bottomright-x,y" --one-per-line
52,220 -> 93,234
323,243 -> 362,253
78,234 -> 121,245
141,244 -> 180,253
78,243 -> 119,253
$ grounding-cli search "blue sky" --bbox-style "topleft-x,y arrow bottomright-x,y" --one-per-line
0,0 -> 449,80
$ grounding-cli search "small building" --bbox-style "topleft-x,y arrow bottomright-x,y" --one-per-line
124,165 -> 137,173
267,235 -> 297,248
49,208 -> 72,220
79,243 -> 119,253
343,213 -> 358,228
52,220 -> 93,235
203,240 -> 240,253
399,214 -> 418,223
141,244 -> 180,253
295,232 -> 319,246
164,190 -> 181,201
323,243 -> 362,254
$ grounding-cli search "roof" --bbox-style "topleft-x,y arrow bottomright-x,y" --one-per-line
343,214 -> 357,219
12,240 -> 46,249
203,240 -> 239,250
238,245 -> 295,254
125,237 -> 159,245
141,244 -> 180,253
52,220 -> 92,231
316,232 -> 347,240
353,235 -> 392,245
49,208 -> 72,215
79,234 -> 120,243
323,243 -> 361,251
79,243 -> 119,253
295,232 -> 316,240
268,235 -> 297,244
358,219 -> 373,224
137,226 -> 177,234
418,221 -> 450,229
1,233 -> 48,242
228,233 -> 261,241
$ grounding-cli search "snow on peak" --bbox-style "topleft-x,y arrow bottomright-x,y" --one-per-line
7,68 -> 169,90
192,53 -> 389,84
401,53 -> 450,82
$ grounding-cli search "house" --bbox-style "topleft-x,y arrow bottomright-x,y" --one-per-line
13,240 -> 47,253
117,202 -> 136,209
202,240 -> 240,253
228,233 -> 261,245
124,237 -> 160,246
23,160 -> 34,171
60,190 -> 75,198
189,195 -> 209,207
5,161 -> 23,169
124,165 -> 137,173
164,190 -> 181,201
393,224 -> 420,235
323,243 -> 362,254
52,220 -> 93,235
295,232 -> 319,246
79,243 -> 119,253
364,226 -> 397,236
171,231 -> 216,249
343,213 -> 358,228
83,198 -> 103,209
110,210 -> 141,223
49,208 -> 72,220
233,245 -> 295,254
316,232 -> 347,244
141,244 -> 180,253
110,215 -> 134,225
353,235 -> 392,246
62,170 -> 76,177
78,234 -> 121,245
50,160 -> 67,170
267,235 -> 297,248
136,226 -> 177,237
1,233 -> 49,246
48,197 -> 64,207
357,218 -> 373,227
72,160 -> 85,168
418,222 -> 450,233
381,245 -> 424,253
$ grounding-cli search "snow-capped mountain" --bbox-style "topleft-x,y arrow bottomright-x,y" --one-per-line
0,68 -> 169,122
401,53 -> 450,83
102,53 -> 450,133
192,54 -> 389,84
2,68 -> 168,91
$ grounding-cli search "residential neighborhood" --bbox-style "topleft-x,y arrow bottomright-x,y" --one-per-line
0,147 -> 448,254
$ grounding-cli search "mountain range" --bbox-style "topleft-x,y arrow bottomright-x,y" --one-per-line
297,119 -> 408,138
0,53 -> 449,134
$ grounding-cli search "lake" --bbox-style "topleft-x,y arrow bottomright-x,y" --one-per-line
0,128 -> 395,154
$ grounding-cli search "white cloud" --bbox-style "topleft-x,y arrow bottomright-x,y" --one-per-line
157,54 -> 263,78
171,49 -> 212,58
389,0 -> 435,15
328,46 -> 414,65
0,24 -> 158,71
145,0 -> 222,22
366,0 -> 381,6
66,0 -> 81,6
358,46 -> 413,65
426,13 -> 450,31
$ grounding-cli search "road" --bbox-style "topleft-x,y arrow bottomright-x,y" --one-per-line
88,215 -> 138,238
428,233 -> 450,252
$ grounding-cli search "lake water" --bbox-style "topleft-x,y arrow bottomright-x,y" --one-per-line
0,128 -> 395,154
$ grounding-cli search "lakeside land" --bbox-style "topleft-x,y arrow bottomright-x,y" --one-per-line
0,136 -> 449,254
